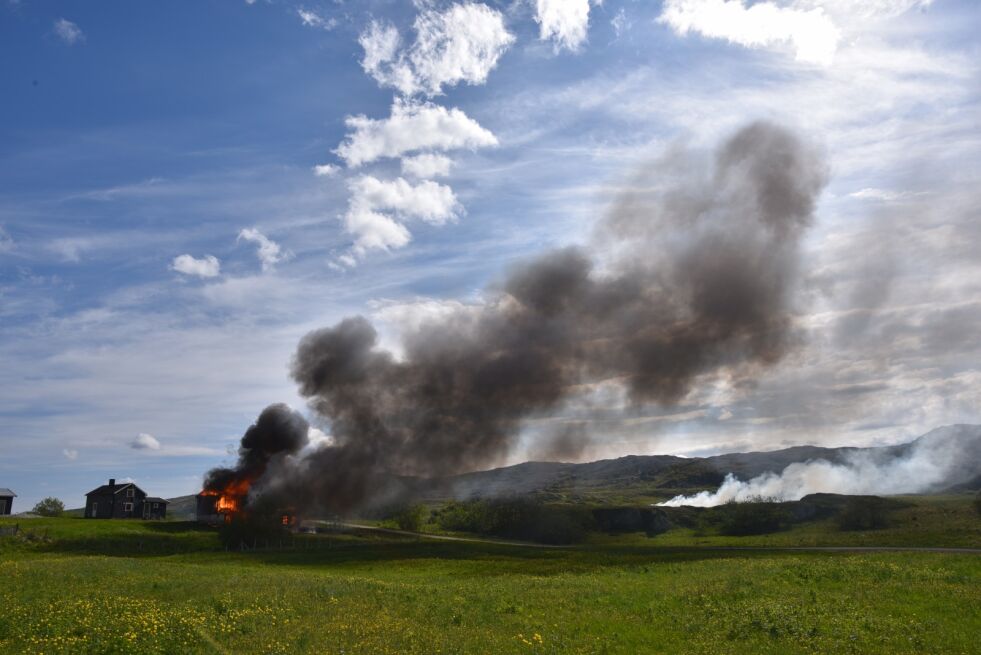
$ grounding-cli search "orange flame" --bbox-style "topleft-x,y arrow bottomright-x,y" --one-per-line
200,477 -> 253,520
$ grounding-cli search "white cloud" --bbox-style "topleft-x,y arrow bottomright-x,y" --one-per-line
313,163 -> 340,177
611,9 -> 630,37
297,8 -> 337,31
534,0 -> 592,52
336,100 -> 498,167
171,254 -> 221,278
53,18 -> 84,45
237,228 -> 289,272
349,176 -> 461,226
130,433 -> 161,451
401,153 -> 453,178
796,0 -> 933,21
62,449 -> 78,461
343,207 -> 412,256
359,2 -> 515,97
849,187 -> 927,201
658,0 -> 840,66
341,176 -> 461,259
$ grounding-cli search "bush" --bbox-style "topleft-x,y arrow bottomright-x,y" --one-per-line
837,497 -> 893,531
217,515 -> 288,549
394,504 -> 428,532
32,497 -> 64,517
435,498 -> 591,545
718,501 -> 791,536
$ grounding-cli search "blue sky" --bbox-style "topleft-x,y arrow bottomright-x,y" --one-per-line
1,0 -> 979,510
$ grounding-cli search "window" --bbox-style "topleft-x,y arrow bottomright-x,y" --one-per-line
124,503 -> 133,512
126,488 -> 134,497
152,503 -> 158,508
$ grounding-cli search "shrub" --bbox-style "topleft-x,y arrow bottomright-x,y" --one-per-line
718,501 -> 791,536
436,498 -> 591,544
217,516 -> 288,549
837,497 -> 893,531
394,504 -> 428,532
32,497 -> 64,517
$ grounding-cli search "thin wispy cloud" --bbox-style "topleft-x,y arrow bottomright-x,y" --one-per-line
238,227 -> 289,272
53,18 -> 84,45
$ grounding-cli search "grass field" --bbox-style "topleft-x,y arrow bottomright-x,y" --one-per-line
1,516 -> 979,654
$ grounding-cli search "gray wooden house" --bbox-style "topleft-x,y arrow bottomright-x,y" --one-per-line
0,488 -> 15,515
84,479 -> 168,519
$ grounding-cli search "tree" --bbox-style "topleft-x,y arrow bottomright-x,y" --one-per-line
395,504 -> 428,532
32,497 -> 65,517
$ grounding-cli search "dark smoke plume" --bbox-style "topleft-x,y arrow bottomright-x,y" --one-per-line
209,122 -> 828,515
203,403 -> 309,492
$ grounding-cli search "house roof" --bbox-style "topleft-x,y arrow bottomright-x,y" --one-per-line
0,488 -> 16,497
144,497 -> 169,504
85,482 -> 146,496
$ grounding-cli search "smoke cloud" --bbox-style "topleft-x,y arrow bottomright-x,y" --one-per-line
203,403 -> 309,492
208,121 -> 828,515
659,425 -> 981,506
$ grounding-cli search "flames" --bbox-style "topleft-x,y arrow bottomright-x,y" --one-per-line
197,476 -> 299,528
199,477 -> 252,522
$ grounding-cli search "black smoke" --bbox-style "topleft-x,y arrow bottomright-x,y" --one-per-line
207,121 -> 828,515
202,403 -> 309,492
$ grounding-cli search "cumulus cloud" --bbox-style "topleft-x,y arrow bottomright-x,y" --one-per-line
238,228 -> 289,272
171,254 -> 221,278
297,7 -> 336,31
336,100 -> 498,167
658,0 -> 840,66
401,153 -> 453,178
130,433 -> 161,451
313,163 -> 340,177
349,176 -> 461,226
341,176 -> 461,259
359,2 -> 514,96
534,0 -> 593,51
53,18 -> 84,45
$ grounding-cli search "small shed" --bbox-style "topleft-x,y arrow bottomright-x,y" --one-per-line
0,488 -> 15,515
142,497 -> 169,520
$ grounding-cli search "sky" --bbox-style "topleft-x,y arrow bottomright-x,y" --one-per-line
1,0 -> 979,510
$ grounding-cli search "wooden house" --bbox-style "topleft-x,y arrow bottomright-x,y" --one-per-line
84,479 -> 168,519
0,488 -> 15,515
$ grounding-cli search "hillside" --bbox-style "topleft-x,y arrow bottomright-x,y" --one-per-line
145,424 -> 981,511
415,424 -> 981,504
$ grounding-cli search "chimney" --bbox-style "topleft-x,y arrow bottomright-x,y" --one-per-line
109,478 -> 116,488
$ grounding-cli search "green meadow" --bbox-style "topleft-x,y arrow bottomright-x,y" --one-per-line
1,513 -> 979,655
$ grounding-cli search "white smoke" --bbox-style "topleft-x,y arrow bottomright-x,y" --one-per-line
659,426 -> 981,507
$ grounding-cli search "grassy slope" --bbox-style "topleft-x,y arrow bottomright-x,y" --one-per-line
619,495 -> 981,549
1,517 -> 979,654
